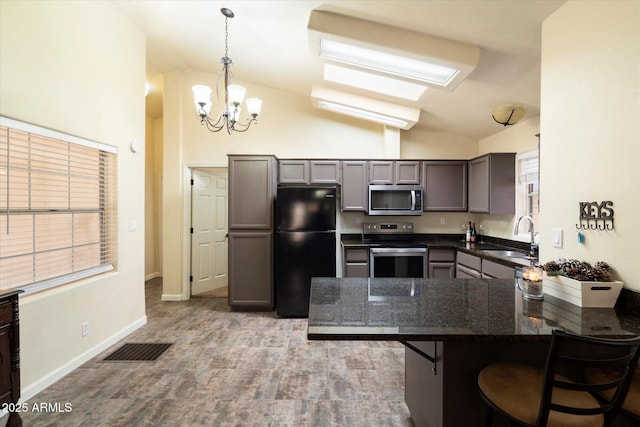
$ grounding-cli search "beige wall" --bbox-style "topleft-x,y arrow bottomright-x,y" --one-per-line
402,127 -> 478,159
0,1 -> 147,397
144,115 -> 157,279
541,1 -> 640,290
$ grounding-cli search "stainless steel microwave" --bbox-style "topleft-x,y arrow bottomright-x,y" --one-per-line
368,184 -> 423,216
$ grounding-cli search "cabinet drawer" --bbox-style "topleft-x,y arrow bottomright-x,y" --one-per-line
345,248 -> 369,262
345,264 -> 369,278
0,303 -> 12,326
482,260 -> 515,279
456,264 -> 481,279
457,251 -> 481,271
429,249 -> 455,262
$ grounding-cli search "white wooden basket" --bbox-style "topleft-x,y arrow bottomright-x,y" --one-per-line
542,274 -> 623,307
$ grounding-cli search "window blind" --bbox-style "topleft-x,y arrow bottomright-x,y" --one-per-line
0,117 -> 117,293
519,156 -> 539,184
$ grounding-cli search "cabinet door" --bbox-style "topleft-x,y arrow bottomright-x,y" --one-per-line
468,156 -> 490,213
369,161 -> 394,184
429,263 -> 455,279
395,161 -> 421,184
310,160 -> 341,184
487,153 -> 516,214
228,232 -> 273,308
341,161 -> 368,211
468,153 -> 515,214
422,161 -> 467,211
279,160 -> 309,184
0,323 -> 11,402
228,156 -> 276,229
456,251 -> 482,278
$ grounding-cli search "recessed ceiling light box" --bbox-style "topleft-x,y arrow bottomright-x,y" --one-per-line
308,10 -> 480,90
311,85 -> 421,129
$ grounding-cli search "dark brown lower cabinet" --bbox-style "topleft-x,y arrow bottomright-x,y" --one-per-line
0,290 -> 22,427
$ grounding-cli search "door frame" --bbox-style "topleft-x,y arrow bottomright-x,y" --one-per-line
182,163 -> 228,300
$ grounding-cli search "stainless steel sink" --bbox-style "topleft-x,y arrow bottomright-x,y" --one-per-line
479,249 -> 530,259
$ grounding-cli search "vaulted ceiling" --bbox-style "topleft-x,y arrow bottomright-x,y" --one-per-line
115,0 -> 566,139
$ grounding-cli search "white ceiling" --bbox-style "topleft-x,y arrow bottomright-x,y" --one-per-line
116,0 -> 566,140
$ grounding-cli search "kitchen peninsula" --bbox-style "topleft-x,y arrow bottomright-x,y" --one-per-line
307,278 -> 640,427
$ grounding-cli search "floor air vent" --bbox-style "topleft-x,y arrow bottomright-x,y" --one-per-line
102,343 -> 172,362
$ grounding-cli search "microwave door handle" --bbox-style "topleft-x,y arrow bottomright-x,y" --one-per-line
411,190 -> 416,211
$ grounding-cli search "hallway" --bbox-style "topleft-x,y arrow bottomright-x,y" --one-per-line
18,278 -> 411,426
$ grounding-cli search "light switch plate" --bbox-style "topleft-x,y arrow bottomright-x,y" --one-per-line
552,228 -> 563,248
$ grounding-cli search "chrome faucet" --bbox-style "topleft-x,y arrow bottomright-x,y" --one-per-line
514,215 -> 538,256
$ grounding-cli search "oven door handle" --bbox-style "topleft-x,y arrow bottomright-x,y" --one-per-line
370,247 -> 427,255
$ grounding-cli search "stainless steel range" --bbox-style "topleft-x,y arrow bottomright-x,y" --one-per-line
363,222 -> 427,278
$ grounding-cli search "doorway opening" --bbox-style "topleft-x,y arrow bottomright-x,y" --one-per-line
189,167 -> 229,297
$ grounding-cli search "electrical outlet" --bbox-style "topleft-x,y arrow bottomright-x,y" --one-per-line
82,321 -> 89,337
440,217 -> 446,225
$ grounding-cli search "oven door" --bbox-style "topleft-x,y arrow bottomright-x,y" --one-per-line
370,247 -> 427,278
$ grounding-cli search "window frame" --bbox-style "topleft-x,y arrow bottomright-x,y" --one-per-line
515,148 -> 539,240
0,116 -> 117,294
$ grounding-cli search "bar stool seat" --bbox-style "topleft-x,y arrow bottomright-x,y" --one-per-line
477,330 -> 640,427
478,361 -> 603,426
585,368 -> 640,420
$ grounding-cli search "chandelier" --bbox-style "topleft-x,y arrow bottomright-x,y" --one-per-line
192,8 -> 262,134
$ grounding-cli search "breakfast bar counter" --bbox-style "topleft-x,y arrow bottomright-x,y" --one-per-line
307,278 -> 640,426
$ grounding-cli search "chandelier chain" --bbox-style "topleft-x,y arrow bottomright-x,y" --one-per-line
224,16 -> 229,59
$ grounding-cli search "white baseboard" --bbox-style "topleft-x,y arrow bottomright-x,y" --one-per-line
161,293 -> 184,301
20,316 -> 148,402
145,272 -> 161,281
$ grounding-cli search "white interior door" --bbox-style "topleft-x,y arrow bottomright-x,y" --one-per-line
190,168 -> 228,295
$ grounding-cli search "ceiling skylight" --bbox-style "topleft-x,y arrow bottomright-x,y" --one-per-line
320,39 -> 458,87
308,10 -> 480,91
311,86 -> 420,130
316,100 -> 410,128
323,64 -> 427,101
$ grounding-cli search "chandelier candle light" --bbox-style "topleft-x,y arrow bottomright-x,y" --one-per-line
192,8 -> 262,134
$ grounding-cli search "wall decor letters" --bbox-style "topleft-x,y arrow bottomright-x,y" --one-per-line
576,201 -> 614,231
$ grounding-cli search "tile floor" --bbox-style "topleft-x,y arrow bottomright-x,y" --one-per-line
19,278 -> 412,426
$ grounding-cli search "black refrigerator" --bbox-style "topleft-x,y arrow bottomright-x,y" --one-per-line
275,186 -> 337,317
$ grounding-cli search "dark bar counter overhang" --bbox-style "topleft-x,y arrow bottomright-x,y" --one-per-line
307,278 -> 640,426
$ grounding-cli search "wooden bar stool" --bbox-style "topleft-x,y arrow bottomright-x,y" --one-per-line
586,365 -> 640,422
477,329 -> 640,426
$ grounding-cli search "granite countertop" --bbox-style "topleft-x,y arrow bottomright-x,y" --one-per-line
307,277 -> 640,342
341,233 -> 536,268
